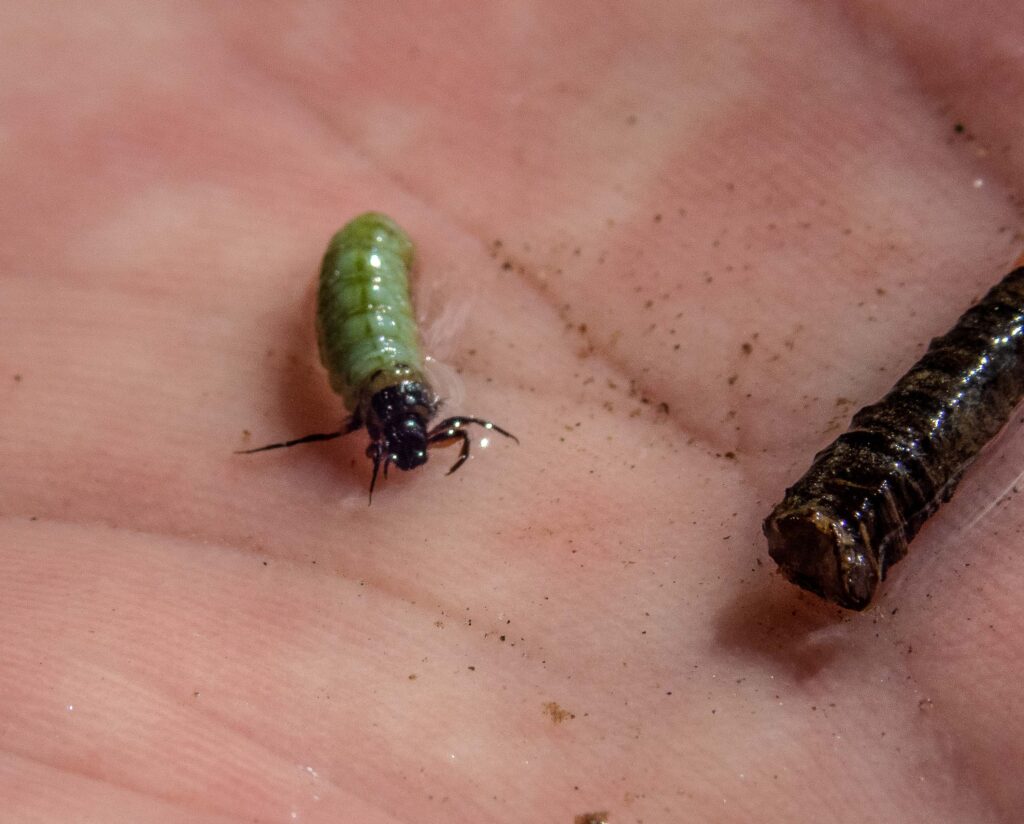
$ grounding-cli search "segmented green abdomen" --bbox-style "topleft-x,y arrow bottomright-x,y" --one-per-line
316,213 -> 424,412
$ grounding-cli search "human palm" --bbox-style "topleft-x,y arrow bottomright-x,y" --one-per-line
3,3 -> 1023,821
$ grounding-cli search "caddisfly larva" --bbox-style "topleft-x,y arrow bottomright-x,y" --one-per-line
239,212 -> 516,501
765,257 -> 1024,610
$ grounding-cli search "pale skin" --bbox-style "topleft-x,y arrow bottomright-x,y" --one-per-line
2,2 -> 1024,822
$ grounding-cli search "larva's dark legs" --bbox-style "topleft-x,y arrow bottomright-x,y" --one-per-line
428,427 -> 472,475
427,417 -> 519,444
426,417 -> 518,476
367,444 -> 383,505
235,430 -> 343,454
235,416 -> 361,454
366,441 -> 396,504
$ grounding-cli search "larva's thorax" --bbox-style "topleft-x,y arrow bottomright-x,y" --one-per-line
316,213 -> 427,415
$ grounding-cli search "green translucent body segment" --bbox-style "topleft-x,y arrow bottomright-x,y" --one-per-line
317,212 -> 423,410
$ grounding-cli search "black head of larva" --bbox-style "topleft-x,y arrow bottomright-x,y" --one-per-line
367,381 -> 436,471
382,418 -> 429,470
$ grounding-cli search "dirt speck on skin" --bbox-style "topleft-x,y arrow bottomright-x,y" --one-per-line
574,812 -> 609,824
543,701 -> 576,723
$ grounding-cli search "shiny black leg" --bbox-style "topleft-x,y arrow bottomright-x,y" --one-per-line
236,416 -> 360,454
368,445 -> 382,505
428,427 -> 472,475
427,416 -> 518,444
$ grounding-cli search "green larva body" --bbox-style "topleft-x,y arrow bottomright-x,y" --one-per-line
240,212 -> 516,500
317,212 -> 425,417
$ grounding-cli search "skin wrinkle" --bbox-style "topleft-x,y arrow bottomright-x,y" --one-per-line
2,754 -> 243,824
2,2 -> 1023,822
0,521 -> 436,822
6,743 -> 232,821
